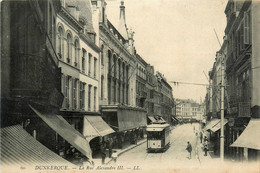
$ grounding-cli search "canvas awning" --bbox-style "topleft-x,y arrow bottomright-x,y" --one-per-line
148,116 -> 157,122
230,119 -> 260,150
0,125 -> 74,167
171,117 -> 179,122
117,108 -> 147,131
210,119 -> 228,132
83,116 -> 115,141
204,119 -> 220,131
29,105 -> 92,159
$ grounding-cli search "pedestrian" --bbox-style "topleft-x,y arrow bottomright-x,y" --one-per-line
111,150 -> 118,163
200,132 -> 203,143
108,138 -> 113,158
101,149 -> 106,165
134,133 -> 137,145
186,141 -> 192,159
204,139 -> 208,156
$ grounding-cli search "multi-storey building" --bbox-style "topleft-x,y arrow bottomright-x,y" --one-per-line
146,64 -> 157,117
91,0 -> 146,144
155,72 -> 174,123
55,0 -> 115,159
176,99 -> 202,121
135,54 -> 147,108
0,0 -> 89,166
224,0 -> 260,161
206,0 -> 260,162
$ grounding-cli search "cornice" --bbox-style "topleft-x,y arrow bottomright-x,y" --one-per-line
99,23 -> 135,63
60,7 -> 83,32
79,31 -> 101,53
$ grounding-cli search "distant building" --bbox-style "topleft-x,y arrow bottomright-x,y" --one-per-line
175,99 -> 203,121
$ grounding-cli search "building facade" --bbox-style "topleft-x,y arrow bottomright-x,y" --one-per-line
146,64 -> 157,117
55,0 -> 112,159
0,0 -> 85,165
91,0 -> 147,145
206,0 -> 260,162
155,72 -> 174,123
224,0 -> 260,162
135,54 -> 147,108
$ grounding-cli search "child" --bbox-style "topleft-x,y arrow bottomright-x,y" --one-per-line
111,150 -> 118,163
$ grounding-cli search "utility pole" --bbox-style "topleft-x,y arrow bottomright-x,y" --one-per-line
220,52 -> 225,162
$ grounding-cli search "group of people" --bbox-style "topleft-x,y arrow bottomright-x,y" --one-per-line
186,128 -> 209,159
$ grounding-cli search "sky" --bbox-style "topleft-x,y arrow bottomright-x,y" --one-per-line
105,0 -> 228,103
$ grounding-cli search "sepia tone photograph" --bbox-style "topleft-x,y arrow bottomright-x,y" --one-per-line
0,0 -> 260,172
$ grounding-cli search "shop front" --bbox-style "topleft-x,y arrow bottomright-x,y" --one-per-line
230,119 -> 260,162
101,105 -> 147,148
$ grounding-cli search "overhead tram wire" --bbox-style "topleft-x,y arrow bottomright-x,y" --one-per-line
169,81 -> 228,87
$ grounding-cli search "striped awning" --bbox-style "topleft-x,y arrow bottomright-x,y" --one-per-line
230,119 -> 260,150
210,119 -> 228,132
0,125 -> 73,167
204,119 -> 220,131
29,105 -> 92,159
83,116 -> 115,141
148,116 -> 157,122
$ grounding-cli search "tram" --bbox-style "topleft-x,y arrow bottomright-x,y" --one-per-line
146,122 -> 171,152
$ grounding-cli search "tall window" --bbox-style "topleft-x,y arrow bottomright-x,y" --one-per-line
94,57 -> 97,78
79,82 -> 85,109
108,79 -> 111,104
57,26 -> 63,58
101,45 -> 104,65
118,83 -> 120,103
101,76 -> 104,100
94,87 -> 97,111
114,80 -> 117,103
126,85 -> 129,105
88,53 -> 92,76
73,79 -> 77,109
88,85 -> 92,111
82,49 -> 86,73
74,39 -> 79,67
65,76 -> 70,108
108,50 -> 111,74
113,56 -> 117,77
67,33 -> 72,63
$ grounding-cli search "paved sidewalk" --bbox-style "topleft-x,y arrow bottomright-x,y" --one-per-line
92,138 -> 147,165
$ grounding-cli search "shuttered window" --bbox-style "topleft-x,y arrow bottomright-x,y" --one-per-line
240,23 -> 244,52
244,11 -> 250,45
65,76 -> 70,108
73,79 -> 77,109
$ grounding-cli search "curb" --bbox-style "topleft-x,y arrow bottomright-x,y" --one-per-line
106,139 -> 147,165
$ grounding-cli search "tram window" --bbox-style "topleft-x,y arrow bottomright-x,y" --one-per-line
148,131 -> 161,140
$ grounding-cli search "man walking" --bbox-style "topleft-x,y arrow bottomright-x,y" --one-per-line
204,139 -> 208,156
200,131 -> 203,143
186,141 -> 192,159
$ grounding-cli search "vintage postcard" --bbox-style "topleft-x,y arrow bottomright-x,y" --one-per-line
1,0 -> 260,172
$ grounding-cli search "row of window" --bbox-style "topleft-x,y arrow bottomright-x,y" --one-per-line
61,75 -> 97,111
137,65 -> 147,80
107,78 -> 129,104
107,50 -> 129,82
227,11 -> 251,59
57,25 -> 98,79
